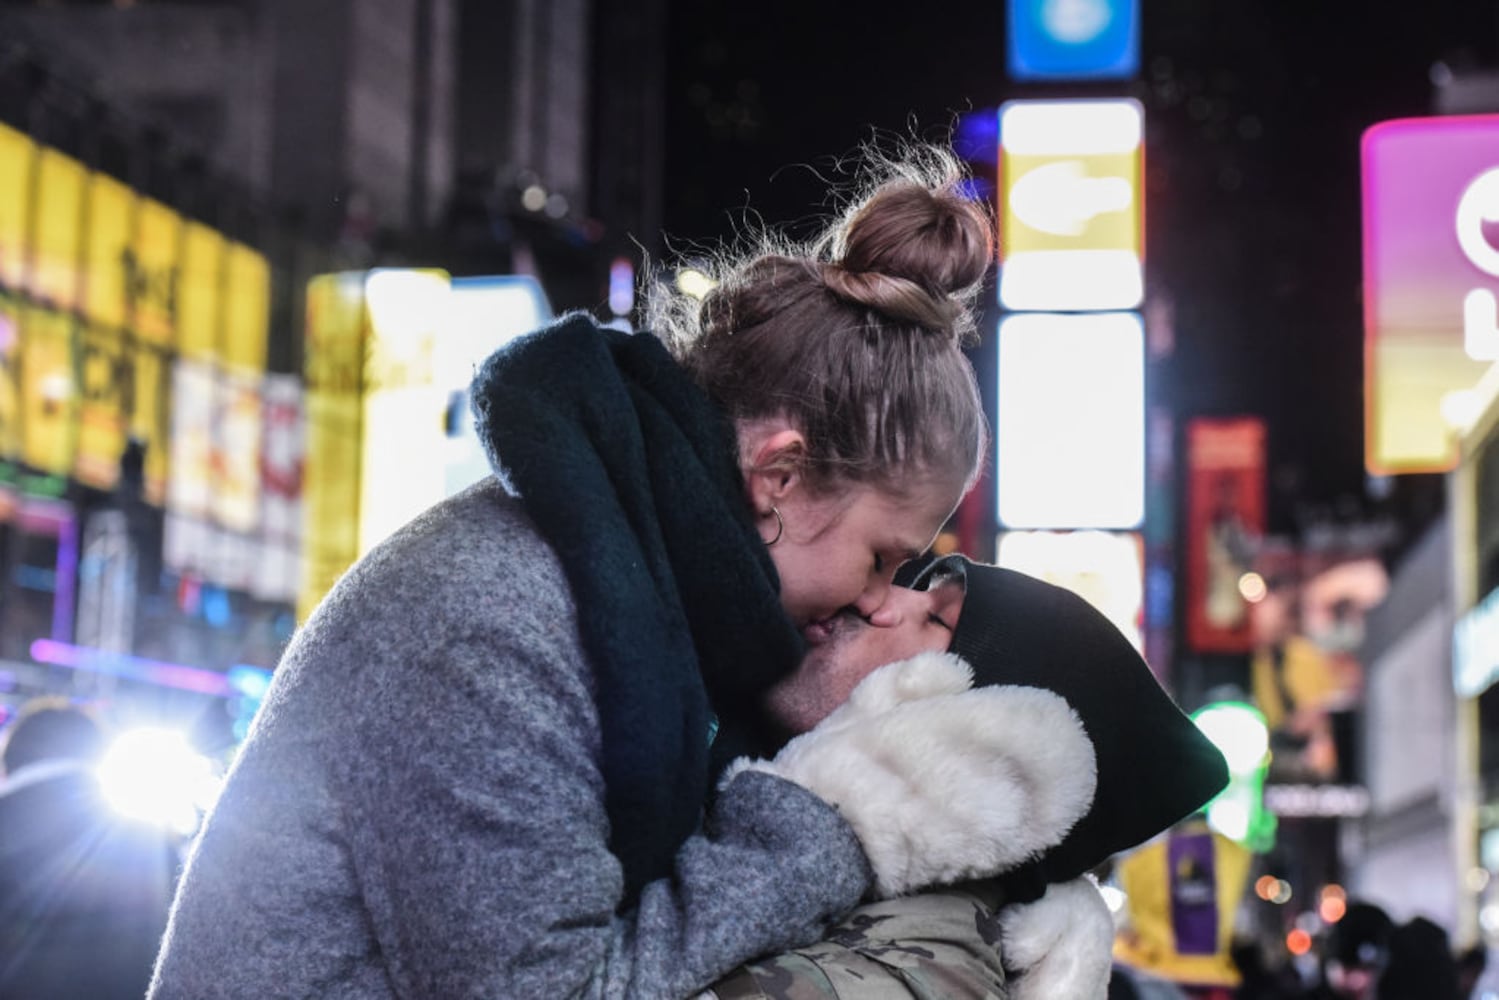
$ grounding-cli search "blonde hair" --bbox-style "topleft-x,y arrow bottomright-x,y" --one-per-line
650,143 -> 992,497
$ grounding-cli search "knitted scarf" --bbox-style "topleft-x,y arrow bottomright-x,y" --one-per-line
471,313 -> 804,904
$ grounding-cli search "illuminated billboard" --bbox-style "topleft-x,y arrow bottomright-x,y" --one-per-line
1007,0 -> 1140,81
0,123 -> 29,290
996,529 -> 1144,650
129,343 -> 170,505
1184,417 -> 1265,654
178,222 -> 225,362
32,149 -> 85,311
19,305 -> 77,476
166,360 -> 215,522
299,268 -> 450,618
359,268 -> 448,554
132,198 -> 182,346
257,374 -> 304,603
75,324 -> 131,489
996,312 -> 1144,529
1362,115 -> 1499,473
443,276 -> 552,496
214,372 -> 263,534
999,99 -> 1143,311
299,273 -> 366,621
224,242 -> 270,374
84,173 -> 134,329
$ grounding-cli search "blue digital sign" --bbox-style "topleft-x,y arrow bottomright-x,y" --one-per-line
1007,0 -> 1140,81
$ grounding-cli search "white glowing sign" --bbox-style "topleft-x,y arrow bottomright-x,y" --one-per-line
996,312 -> 1145,529
1456,585 -> 1499,697
443,276 -> 552,497
996,529 -> 1144,650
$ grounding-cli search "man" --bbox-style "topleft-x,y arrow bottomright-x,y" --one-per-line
706,555 -> 1231,999
0,699 -> 176,1000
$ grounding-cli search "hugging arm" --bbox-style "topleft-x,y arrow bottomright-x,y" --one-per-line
726,652 -> 1097,898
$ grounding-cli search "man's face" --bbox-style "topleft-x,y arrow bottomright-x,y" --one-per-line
764,574 -> 966,736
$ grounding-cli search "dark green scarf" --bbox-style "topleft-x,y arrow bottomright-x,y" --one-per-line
471,314 -> 803,904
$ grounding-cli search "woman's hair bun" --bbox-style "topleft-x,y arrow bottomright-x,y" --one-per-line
816,154 -> 993,339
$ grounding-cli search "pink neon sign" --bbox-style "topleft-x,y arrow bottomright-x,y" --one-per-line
1362,115 -> 1499,474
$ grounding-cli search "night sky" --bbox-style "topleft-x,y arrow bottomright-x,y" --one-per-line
661,0 -> 1499,537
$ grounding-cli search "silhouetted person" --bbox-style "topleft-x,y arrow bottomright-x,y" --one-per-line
1456,944 -> 1487,1000
1304,902 -> 1394,1000
0,699 -> 175,1000
1377,917 -> 1458,1000
1234,938 -> 1302,999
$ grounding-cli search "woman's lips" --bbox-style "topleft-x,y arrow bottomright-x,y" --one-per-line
802,610 -> 864,646
801,616 -> 838,646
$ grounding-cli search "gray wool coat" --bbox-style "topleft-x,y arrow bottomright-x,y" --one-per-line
148,479 -> 873,1000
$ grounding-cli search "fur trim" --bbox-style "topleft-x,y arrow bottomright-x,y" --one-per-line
729,652 -> 1097,898
1001,877 -> 1115,1000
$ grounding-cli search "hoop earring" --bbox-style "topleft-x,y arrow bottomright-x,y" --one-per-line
765,506 -> 784,546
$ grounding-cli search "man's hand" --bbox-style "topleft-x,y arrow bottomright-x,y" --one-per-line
722,652 -> 1097,898
1000,876 -> 1115,1000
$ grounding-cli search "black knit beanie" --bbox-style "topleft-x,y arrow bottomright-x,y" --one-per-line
915,555 -> 1230,891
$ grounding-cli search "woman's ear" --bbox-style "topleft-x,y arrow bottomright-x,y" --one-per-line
741,426 -> 807,514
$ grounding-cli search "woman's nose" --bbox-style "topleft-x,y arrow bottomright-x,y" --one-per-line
854,577 -> 896,625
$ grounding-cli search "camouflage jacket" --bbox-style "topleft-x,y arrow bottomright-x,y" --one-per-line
697,880 -> 1011,1000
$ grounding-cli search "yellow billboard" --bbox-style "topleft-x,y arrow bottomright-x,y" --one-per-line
19,305 -> 77,475
131,198 -> 181,346
32,149 -> 85,311
0,296 -> 19,461
223,242 -> 269,373
85,173 -> 134,329
177,222 -> 224,362
0,123 -> 30,291
130,342 -> 171,504
75,323 -> 132,489
298,272 -> 368,620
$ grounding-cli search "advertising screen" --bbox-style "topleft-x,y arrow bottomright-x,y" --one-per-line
299,272 -> 368,621
213,370 -> 262,534
85,172 -> 134,329
166,359 -> 215,523
1363,115 -> 1499,473
178,222 -> 225,362
358,268 -> 447,555
0,122 -> 29,290
19,306 -> 77,476
74,323 -> 132,489
443,275 -> 551,496
32,149 -> 85,311
224,242 -> 270,374
999,99 -> 1143,312
131,198 -> 182,347
996,528 -> 1145,651
129,342 -> 171,505
996,311 -> 1144,529
257,374 -> 304,603
1007,0 -> 1140,81
0,295 -> 18,462
1184,417 -> 1265,654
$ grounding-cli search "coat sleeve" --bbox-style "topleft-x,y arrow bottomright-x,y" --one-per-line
337,570 -> 872,998
149,488 -> 871,1000
701,884 -> 1013,1000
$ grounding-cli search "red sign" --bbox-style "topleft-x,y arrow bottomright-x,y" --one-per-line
1185,418 -> 1266,653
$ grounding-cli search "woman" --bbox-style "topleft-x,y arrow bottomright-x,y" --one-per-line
150,147 -> 1019,999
